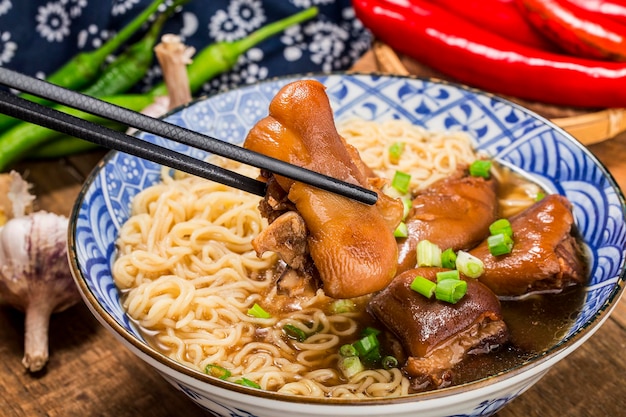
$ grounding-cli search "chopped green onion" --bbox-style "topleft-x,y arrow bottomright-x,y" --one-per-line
469,159 -> 492,178
410,276 -> 437,299
384,185 -> 404,199
401,196 -> 413,220
340,344 -> 358,357
381,355 -> 399,370
283,324 -> 308,342
441,248 -> 457,269
339,355 -> 364,379
235,378 -> 261,389
330,299 -> 356,314
361,326 -> 382,337
391,170 -> 412,194
204,364 -> 231,380
361,347 -> 382,366
435,278 -> 468,304
456,250 -> 484,278
535,191 -> 545,201
247,303 -> 271,318
436,269 -> 460,282
394,222 -> 409,238
389,141 -> 405,164
488,233 -> 514,256
416,239 -> 442,267
353,333 -> 379,356
489,218 -> 513,238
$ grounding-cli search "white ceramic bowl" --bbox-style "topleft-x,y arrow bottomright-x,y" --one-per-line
68,73 -> 626,417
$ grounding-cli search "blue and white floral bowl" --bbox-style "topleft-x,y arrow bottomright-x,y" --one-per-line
68,74 -> 626,417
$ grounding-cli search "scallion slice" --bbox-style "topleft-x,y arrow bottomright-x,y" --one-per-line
489,218 -> 513,238
435,278 -> 468,304
488,233 -> 514,256
330,299 -> 356,314
339,355 -> 364,378
382,355 -> 399,370
247,303 -> 271,318
204,364 -> 231,380
340,344 -> 358,357
410,276 -> 436,299
235,378 -> 261,389
394,222 -> 409,238
391,170 -> 411,194
361,327 -> 381,337
436,269 -> 460,282
535,191 -> 545,201
283,324 -> 307,342
456,250 -> 484,278
416,239 -> 442,267
389,141 -> 405,164
353,333 -> 379,356
469,159 -> 492,178
401,196 -> 413,220
361,347 -> 382,366
441,248 -> 457,269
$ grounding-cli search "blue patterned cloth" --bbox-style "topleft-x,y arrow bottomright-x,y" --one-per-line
0,0 -> 371,96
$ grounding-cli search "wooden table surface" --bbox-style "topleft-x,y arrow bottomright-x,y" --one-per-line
1,52 -> 625,417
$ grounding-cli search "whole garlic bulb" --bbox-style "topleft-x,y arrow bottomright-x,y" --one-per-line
0,177 -> 80,372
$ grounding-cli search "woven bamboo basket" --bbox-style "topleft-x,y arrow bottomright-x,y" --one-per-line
370,42 -> 626,146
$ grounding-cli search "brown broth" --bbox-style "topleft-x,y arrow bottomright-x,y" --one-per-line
450,286 -> 586,385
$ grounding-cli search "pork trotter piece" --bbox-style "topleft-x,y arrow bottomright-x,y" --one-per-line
243,80 -> 403,299
470,194 -> 587,296
368,267 -> 508,390
397,174 -> 499,273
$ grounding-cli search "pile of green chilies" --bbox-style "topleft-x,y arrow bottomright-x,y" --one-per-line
0,5 -> 319,171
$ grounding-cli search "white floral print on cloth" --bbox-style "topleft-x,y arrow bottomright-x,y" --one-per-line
0,0 -> 371,95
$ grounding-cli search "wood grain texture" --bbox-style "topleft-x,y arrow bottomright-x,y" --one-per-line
1,52 -> 625,416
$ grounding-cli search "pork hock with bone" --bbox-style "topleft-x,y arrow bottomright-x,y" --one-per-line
243,80 -> 403,299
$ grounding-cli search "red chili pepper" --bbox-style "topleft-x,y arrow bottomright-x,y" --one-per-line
427,0 -> 560,51
352,0 -> 626,108
516,0 -> 626,61
564,0 -> 626,22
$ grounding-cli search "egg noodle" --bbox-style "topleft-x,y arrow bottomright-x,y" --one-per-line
339,118 -> 478,192
112,120 -> 478,398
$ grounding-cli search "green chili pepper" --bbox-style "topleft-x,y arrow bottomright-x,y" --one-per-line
81,8 -> 171,97
28,135 -> 102,159
50,0 -> 176,89
150,6 -> 319,97
0,6 -> 319,170
0,94 -> 154,171
0,0 -> 175,132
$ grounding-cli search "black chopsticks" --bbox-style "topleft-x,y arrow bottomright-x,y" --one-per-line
0,89 -> 268,196
0,67 -> 378,205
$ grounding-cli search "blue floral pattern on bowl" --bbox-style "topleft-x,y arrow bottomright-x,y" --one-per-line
69,74 -> 626,417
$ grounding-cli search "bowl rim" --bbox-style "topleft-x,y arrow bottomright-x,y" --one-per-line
67,71 -> 626,406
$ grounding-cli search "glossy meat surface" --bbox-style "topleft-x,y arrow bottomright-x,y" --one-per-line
471,194 -> 587,296
243,80 -> 403,298
368,267 -> 508,389
397,174 -> 499,273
